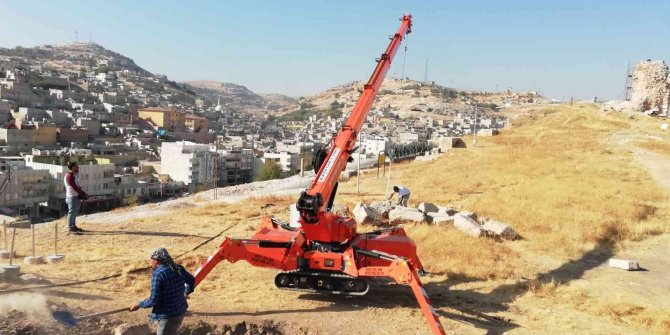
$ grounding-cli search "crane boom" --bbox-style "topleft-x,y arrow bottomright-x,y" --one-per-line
297,14 -> 412,234
193,14 -> 448,335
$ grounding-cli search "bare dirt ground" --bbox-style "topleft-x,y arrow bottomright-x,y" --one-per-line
1,104 -> 669,335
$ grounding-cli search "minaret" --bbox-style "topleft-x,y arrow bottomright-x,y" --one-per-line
214,98 -> 222,113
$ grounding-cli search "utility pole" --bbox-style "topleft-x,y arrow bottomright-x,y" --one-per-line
472,104 -> 478,147
401,42 -> 407,82
356,135 -> 361,194
386,158 -> 392,196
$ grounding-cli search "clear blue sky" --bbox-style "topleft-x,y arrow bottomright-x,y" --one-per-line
2,1 -> 669,100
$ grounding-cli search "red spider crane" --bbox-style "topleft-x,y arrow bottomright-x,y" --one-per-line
193,14 -> 446,335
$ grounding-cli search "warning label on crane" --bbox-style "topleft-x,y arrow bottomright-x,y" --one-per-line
318,148 -> 341,183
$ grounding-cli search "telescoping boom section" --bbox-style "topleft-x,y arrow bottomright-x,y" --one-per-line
296,15 -> 412,241
193,15 -> 447,335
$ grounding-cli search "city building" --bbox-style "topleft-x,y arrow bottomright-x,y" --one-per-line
262,151 -> 300,173
160,141 -> 218,191
25,153 -> 116,214
185,114 -> 209,133
0,157 -> 51,217
138,107 -> 186,132
218,148 -> 253,186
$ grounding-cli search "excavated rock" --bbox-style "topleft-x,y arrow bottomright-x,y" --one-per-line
482,220 -> 517,240
417,202 -> 439,214
437,206 -> 458,216
369,200 -> 393,219
389,207 -> 425,224
331,204 -> 350,217
454,213 -> 484,237
457,211 -> 477,221
353,203 -> 375,225
427,213 -> 455,225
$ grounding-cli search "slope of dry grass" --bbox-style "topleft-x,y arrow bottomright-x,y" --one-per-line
338,103 -> 667,280
5,103 -> 669,334
634,140 -> 670,156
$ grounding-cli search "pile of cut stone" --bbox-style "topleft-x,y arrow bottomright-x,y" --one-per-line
352,200 -> 517,241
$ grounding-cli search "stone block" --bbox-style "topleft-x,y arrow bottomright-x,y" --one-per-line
417,202 -> 439,214
482,220 -> 517,240
437,206 -> 458,216
0,249 -> 15,259
458,211 -> 477,221
427,213 -> 455,225
353,203 -> 374,225
24,256 -> 45,265
389,207 -> 425,224
369,200 -> 392,219
46,254 -> 65,264
454,213 -> 484,237
332,204 -> 350,217
608,258 -> 639,271
2,265 -> 20,279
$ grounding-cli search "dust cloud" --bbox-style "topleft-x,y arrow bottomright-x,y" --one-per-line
0,293 -> 51,321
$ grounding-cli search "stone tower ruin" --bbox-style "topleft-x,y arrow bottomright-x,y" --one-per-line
630,60 -> 670,115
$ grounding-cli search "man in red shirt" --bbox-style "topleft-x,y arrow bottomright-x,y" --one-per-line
64,162 -> 88,234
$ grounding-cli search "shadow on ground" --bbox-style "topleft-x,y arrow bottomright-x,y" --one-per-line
81,230 -> 210,239
190,240 -> 614,335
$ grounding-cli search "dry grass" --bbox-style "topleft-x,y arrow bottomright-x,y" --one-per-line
6,103 -> 670,334
634,140 -> 670,156
336,103 -> 670,333
338,103 -> 668,280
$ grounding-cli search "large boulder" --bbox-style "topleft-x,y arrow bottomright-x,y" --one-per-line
427,213 -> 455,225
389,207 -> 425,224
369,200 -> 393,219
353,203 -> 375,225
454,213 -> 485,237
417,202 -> 439,214
457,211 -> 477,221
332,204 -> 350,217
482,220 -> 517,240
437,206 -> 458,216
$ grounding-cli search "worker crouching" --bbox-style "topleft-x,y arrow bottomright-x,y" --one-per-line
388,185 -> 411,207
130,247 -> 195,335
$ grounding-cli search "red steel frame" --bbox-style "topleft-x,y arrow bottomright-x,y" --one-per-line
193,15 -> 447,335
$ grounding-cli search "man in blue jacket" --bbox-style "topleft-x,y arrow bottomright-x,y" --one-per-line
129,247 -> 195,335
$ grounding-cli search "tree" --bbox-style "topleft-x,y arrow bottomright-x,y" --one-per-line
94,65 -> 110,74
256,160 -> 283,181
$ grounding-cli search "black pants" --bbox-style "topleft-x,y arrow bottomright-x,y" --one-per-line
157,314 -> 184,335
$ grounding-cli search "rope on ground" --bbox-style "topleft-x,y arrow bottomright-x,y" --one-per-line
0,217 -> 252,295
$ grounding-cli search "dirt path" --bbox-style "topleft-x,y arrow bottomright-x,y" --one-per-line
578,130 -> 670,310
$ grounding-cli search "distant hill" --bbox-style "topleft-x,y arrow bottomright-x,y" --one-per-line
0,42 -> 150,75
184,81 -> 296,112
277,78 -> 542,122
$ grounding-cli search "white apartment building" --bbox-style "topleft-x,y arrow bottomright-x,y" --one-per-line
160,141 -> 218,189
362,137 -> 388,155
0,159 -> 51,216
25,160 -> 115,197
262,151 -> 300,173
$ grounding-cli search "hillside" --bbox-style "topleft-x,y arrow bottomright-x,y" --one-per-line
0,42 -> 149,75
184,80 -> 296,112
279,78 -> 543,122
2,103 -> 669,334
